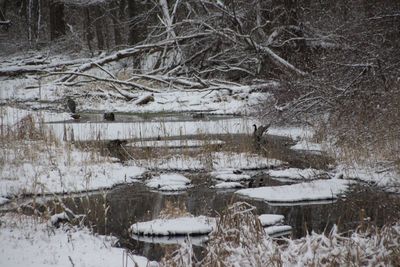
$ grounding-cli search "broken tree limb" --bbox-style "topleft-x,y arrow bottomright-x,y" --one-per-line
46,71 -> 161,93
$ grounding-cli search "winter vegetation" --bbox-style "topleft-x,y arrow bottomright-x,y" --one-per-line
1,0 -> 400,266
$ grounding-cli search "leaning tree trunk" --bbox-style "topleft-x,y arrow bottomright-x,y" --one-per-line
49,0 -> 65,40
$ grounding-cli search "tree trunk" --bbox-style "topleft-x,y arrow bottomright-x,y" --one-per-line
93,6 -> 105,50
49,0 -> 65,40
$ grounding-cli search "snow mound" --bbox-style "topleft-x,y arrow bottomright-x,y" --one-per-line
236,179 -> 352,203
213,182 -> 244,189
291,140 -> 322,153
265,225 -> 292,236
268,168 -> 325,180
130,216 -> 216,236
258,214 -> 285,226
145,173 -> 191,191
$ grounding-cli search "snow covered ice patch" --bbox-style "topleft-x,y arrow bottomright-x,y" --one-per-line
236,179 -> 352,203
130,216 -> 216,236
265,225 -> 292,236
145,173 -> 192,191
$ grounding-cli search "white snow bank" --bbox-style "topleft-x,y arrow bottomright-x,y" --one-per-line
258,214 -> 284,226
0,147 -> 146,198
145,173 -> 191,191
212,152 -> 284,170
0,106 -> 70,126
213,182 -> 244,189
290,140 -> 323,153
48,117 -> 256,141
265,225 -> 292,236
236,179 -> 352,203
127,139 -> 224,148
268,168 -> 325,180
211,169 -> 251,181
130,216 -> 216,236
0,213 -> 157,267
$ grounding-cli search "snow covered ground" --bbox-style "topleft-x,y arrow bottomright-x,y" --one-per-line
236,179 -> 352,203
0,146 -> 145,199
0,213 -> 156,267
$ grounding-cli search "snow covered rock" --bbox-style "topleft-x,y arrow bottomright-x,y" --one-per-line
145,173 -> 192,191
236,179 -> 352,203
130,216 -> 216,236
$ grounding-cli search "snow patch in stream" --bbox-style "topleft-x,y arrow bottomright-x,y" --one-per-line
130,216 -> 216,236
145,173 -> 192,191
236,179 -> 352,203
268,168 -> 325,180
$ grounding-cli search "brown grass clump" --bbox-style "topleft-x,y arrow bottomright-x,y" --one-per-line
159,200 -> 191,219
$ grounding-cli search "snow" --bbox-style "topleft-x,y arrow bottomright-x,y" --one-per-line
130,216 -> 216,236
265,225 -> 292,236
258,214 -> 285,226
211,169 -> 252,181
145,173 -> 192,191
213,182 -> 244,189
127,139 -> 224,148
290,140 -> 323,153
0,213 -> 156,267
0,147 -> 146,198
268,168 -> 325,180
236,179 -> 352,203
